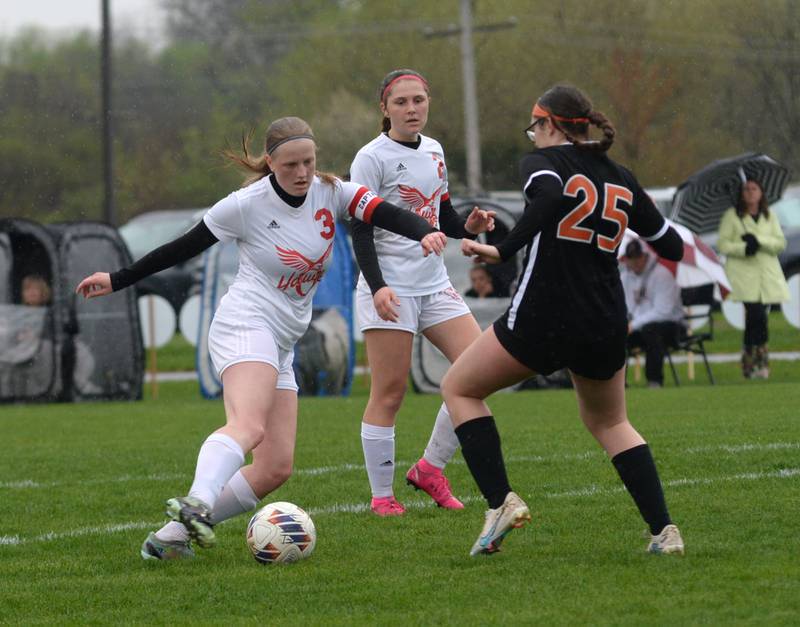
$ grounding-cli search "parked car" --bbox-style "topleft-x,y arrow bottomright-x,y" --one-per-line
772,184 -> 800,280
118,208 -> 208,314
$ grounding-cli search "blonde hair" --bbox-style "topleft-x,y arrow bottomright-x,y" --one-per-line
223,116 -> 336,187
22,275 -> 52,306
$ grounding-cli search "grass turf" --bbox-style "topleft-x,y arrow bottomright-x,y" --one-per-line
1,380 -> 798,624
154,311 -> 798,374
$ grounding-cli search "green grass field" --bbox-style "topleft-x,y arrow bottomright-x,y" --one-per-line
1,376 -> 799,624
154,311 -> 798,375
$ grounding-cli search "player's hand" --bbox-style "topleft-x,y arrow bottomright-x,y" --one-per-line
373,287 -> 400,322
75,272 -> 112,299
461,239 -> 501,264
464,206 -> 496,235
420,231 -> 447,257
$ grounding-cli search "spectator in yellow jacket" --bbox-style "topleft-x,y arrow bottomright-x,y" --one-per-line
718,179 -> 789,379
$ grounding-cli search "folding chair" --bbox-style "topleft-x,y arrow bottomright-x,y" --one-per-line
665,283 -> 716,386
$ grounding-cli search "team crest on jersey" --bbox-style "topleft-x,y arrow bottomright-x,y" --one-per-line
398,184 -> 442,227
431,153 -> 446,181
276,242 -> 333,297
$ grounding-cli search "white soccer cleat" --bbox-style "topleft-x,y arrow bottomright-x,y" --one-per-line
647,524 -> 684,555
469,491 -> 531,556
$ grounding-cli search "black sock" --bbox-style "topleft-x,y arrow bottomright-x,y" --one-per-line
455,416 -> 511,509
611,443 -> 672,535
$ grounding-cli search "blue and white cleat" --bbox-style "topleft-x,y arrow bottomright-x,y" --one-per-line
470,491 -> 531,556
647,524 -> 684,555
165,496 -> 216,549
140,531 -> 195,561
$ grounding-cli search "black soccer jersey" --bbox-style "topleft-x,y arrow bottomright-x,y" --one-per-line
495,144 -> 671,344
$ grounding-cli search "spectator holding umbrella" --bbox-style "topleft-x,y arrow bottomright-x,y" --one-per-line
718,179 -> 789,379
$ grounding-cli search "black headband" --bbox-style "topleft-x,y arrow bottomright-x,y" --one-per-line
267,134 -> 315,155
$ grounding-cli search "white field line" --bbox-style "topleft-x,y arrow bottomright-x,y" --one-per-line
2,441 -> 797,491
2,467 -> 797,547
685,442 -> 800,454
545,467 -> 800,499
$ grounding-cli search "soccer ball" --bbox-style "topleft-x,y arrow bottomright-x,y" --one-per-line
246,501 -> 316,564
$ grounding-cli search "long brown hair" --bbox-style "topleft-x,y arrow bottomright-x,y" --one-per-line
537,84 -> 615,152
377,69 -> 430,133
223,116 -> 336,187
736,179 -> 770,218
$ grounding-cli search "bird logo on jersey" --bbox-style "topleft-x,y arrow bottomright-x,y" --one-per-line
398,184 -> 442,227
276,242 -> 333,297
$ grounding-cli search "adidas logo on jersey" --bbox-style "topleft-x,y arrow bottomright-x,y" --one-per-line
268,220 -> 280,229
396,162 -> 407,172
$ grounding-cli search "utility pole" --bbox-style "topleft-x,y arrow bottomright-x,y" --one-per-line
424,3 -> 516,196
101,0 -> 115,225
459,0 -> 482,196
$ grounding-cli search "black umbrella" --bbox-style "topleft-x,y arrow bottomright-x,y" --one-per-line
669,152 -> 790,235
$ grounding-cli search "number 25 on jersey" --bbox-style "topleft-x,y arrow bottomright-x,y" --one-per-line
557,174 -> 631,252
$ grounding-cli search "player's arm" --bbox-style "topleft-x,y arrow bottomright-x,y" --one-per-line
495,162 -> 563,261
438,196 -> 495,240
629,181 -> 683,262
76,220 -> 219,298
351,219 -> 387,295
346,186 -> 446,256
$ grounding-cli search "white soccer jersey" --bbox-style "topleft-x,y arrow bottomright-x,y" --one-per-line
203,175 -> 380,351
350,133 -> 451,296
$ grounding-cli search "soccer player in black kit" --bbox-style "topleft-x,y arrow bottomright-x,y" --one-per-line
440,84 -> 686,556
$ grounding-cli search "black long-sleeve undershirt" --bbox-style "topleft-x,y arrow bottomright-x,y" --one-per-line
110,180 -> 437,293
354,197 -> 473,295
111,219 -> 218,292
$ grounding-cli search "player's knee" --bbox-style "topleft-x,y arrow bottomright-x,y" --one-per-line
440,371 -> 454,402
372,381 -> 407,414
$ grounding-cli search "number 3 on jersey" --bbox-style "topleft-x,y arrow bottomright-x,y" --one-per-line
558,175 -> 631,252
315,208 -> 334,240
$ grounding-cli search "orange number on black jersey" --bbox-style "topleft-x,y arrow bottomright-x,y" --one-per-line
558,175 -> 631,252
597,184 -> 632,252
559,175 -> 597,243
315,208 -> 335,240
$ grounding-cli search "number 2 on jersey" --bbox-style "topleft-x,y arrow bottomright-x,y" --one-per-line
315,208 -> 335,240
558,175 -> 631,252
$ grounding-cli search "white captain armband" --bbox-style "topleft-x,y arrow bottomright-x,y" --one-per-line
347,187 -> 382,223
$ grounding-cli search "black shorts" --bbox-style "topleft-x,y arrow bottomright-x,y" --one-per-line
493,320 -> 627,381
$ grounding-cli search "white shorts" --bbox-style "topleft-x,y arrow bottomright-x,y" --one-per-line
356,282 -> 472,334
208,317 -> 298,391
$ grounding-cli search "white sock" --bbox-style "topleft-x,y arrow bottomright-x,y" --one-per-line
209,469 -> 260,525
423,403 -> 460,469
154,521 -> 189,543
361,422 -> 396,498
187,433 -> 245,509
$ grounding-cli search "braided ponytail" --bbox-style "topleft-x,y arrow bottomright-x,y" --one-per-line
585,110 -> 615,152
538,84 -> 615,152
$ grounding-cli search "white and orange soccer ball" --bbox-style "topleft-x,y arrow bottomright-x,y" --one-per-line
246,502 -> 316,564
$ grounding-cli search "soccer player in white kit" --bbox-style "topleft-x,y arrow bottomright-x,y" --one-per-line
75,116 -> 448,560
350,70 -> 496,516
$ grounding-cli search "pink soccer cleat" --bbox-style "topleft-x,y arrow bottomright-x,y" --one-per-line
406,458 -> 464,509
370,496 -> 406,517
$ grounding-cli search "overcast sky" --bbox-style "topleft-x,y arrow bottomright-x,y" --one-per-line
0,0 -> 164,38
